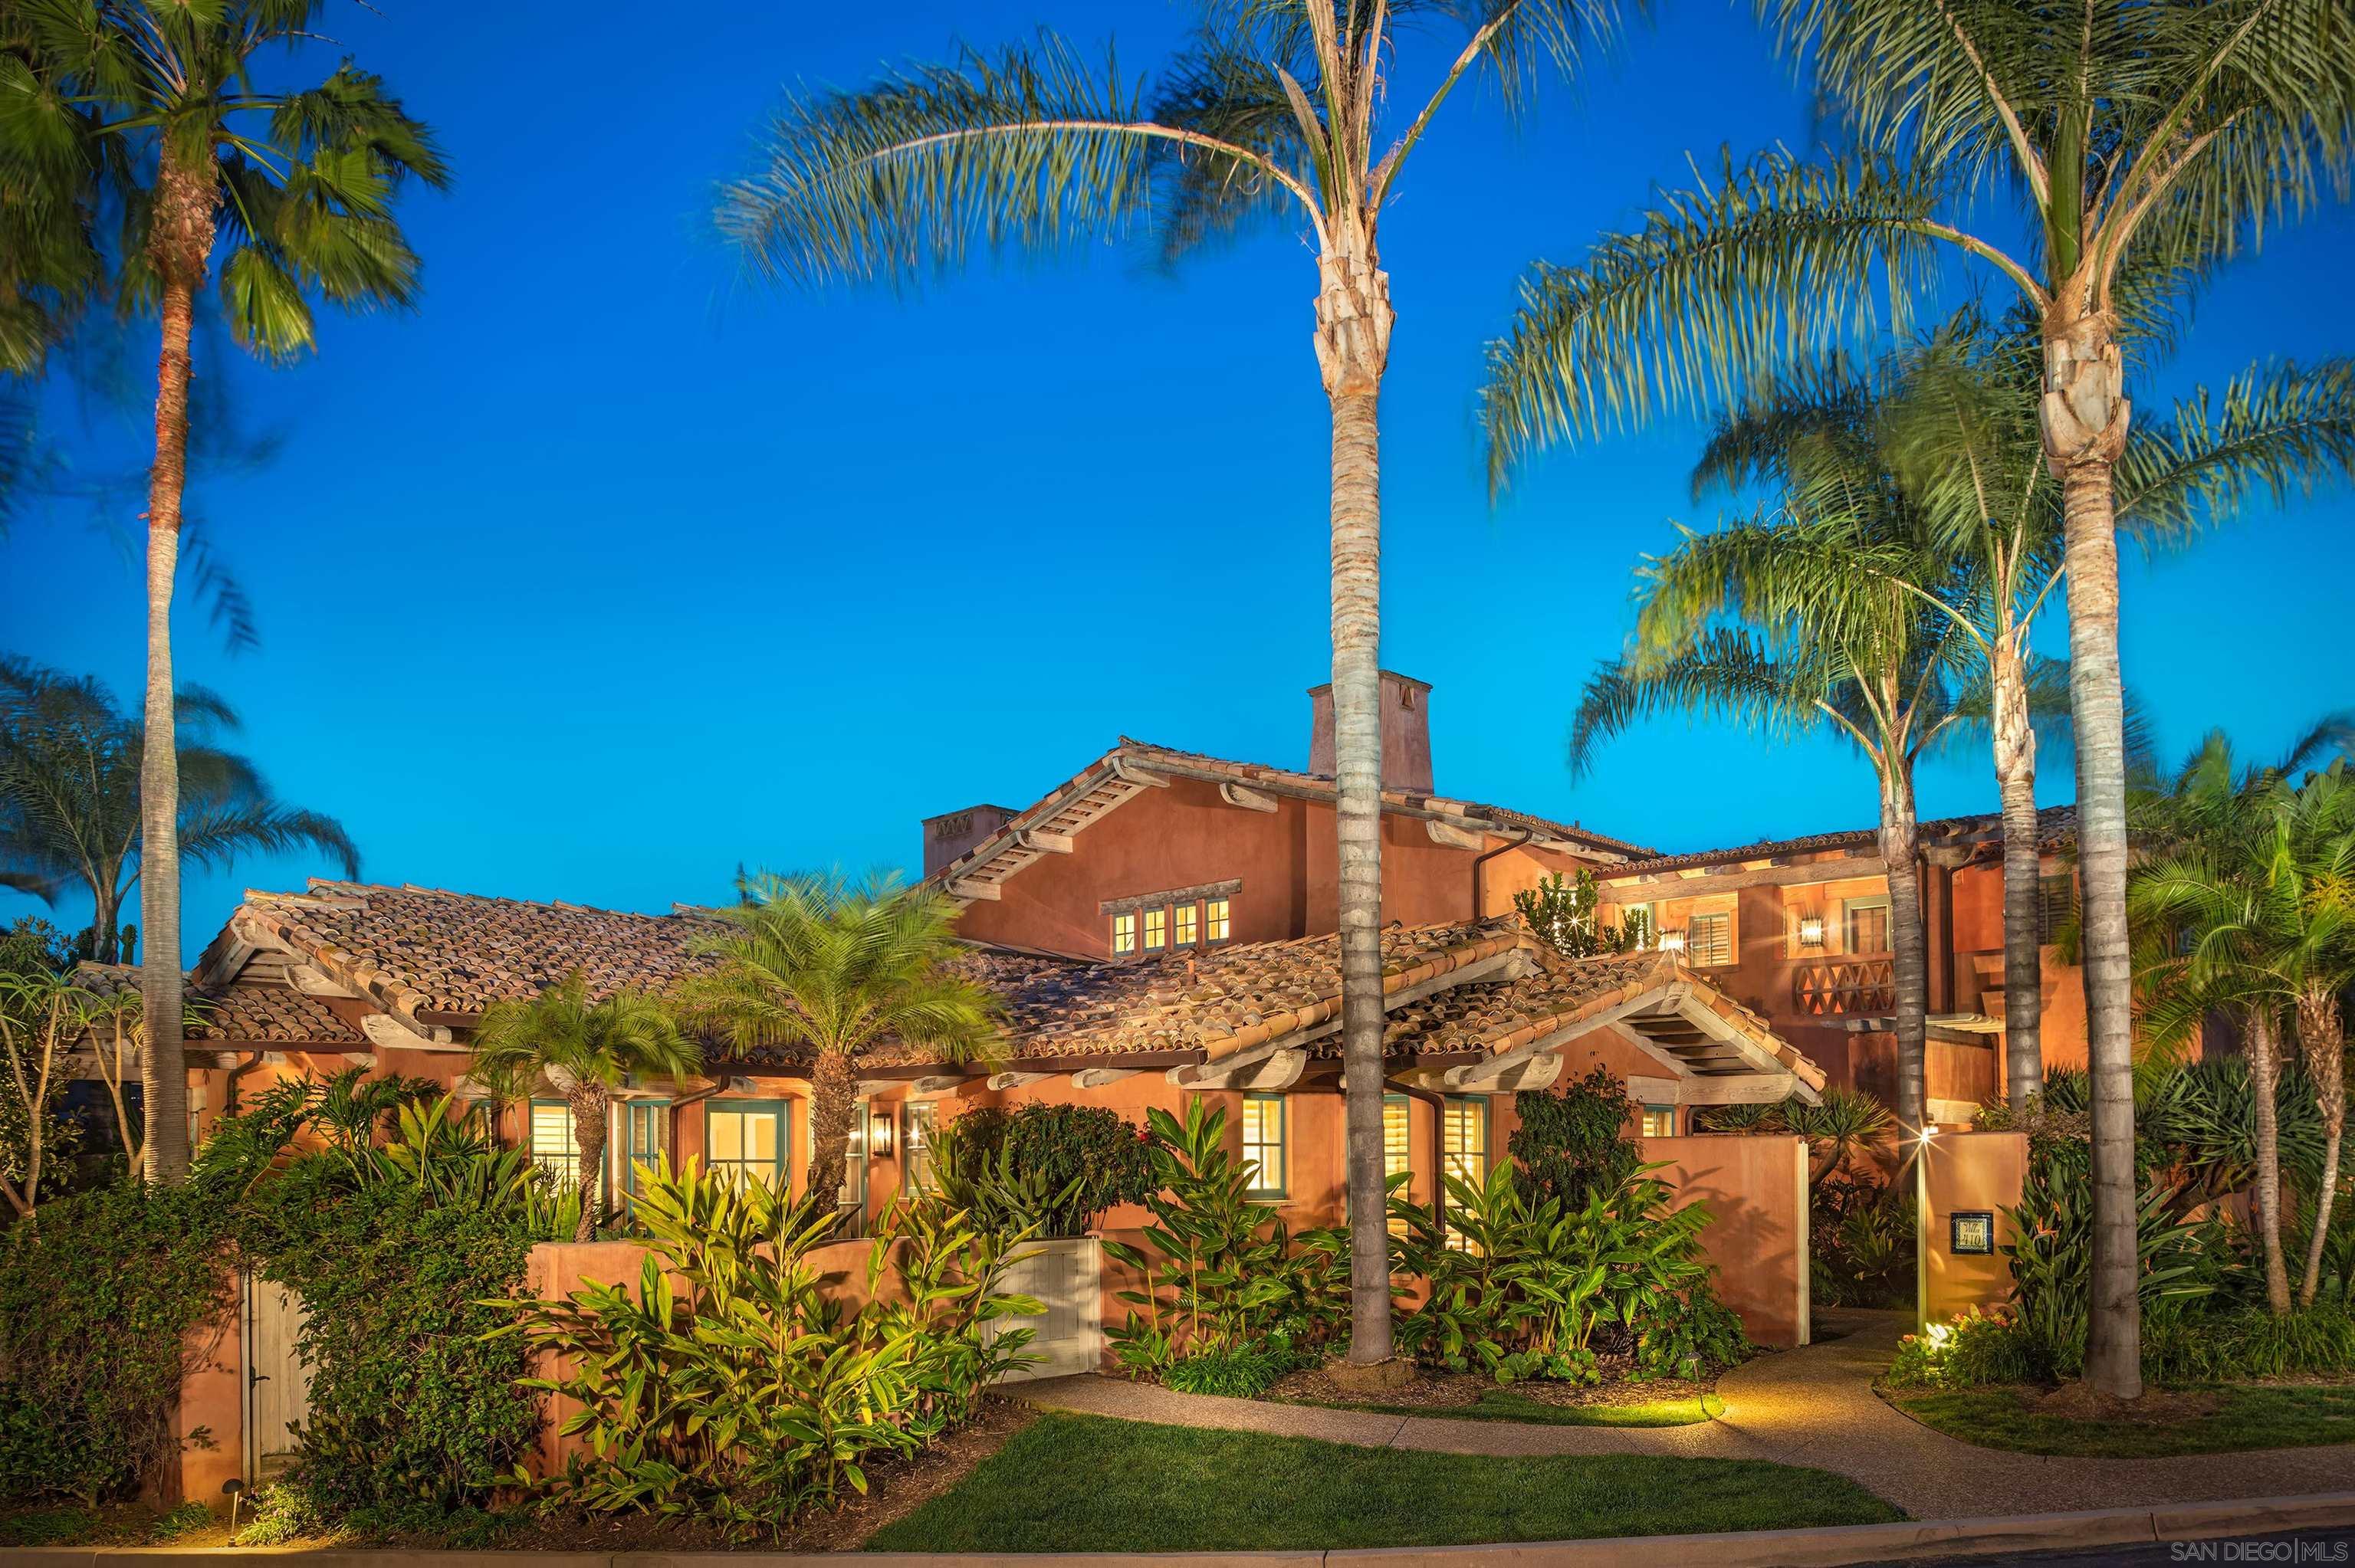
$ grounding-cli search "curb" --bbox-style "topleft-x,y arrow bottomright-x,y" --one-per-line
2,1491 -> 2350,1566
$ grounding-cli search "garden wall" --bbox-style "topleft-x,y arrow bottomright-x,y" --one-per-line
1918,1130 -> 2028,1327
1644,1134 -> 1811,1348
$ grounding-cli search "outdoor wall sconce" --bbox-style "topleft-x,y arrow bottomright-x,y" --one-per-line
870,1110 -> 895,1157
1797,915 -> 1827,947
1657,928 -> 1687,955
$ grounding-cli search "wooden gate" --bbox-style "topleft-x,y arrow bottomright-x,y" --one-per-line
989,1238 -> 1101,1382
242,1277 -> 311,1481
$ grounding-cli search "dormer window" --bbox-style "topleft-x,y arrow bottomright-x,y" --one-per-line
1111,911 -> 1138,956
1143,907 -> 1168,952
1101,879 -> 1243,959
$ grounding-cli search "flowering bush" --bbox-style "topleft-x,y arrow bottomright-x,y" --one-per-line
1885,1307 -> 2040,1389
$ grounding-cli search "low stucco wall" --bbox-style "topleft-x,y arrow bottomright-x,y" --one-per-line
1920,1130 -> 2028,1326
1645,1134 -> 1811,1349
172,1313 -> 243,1508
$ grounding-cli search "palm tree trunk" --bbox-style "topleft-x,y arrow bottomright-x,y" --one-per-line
2247,1006 -> 2293,1314
2042,305 -> 2140,1399
1877,763 -> 1928,1134
807,1047 -> 856,1216
136,156 -> 215,1186
1315,245 -> 1395,1369
1991,637 -> 2045,1105
2295,990 -> 2344,1307
569,1084 -> 609,1244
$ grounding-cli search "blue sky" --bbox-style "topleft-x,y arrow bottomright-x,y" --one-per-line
6,0 -> 2353,954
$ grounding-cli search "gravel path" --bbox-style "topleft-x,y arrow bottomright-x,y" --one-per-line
1017,1311 -> 2355,1520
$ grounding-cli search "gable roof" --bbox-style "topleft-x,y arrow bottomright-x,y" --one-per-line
928,737 -> 1654,904
74,962 -> 364,1047
1603,803 -> 2079,881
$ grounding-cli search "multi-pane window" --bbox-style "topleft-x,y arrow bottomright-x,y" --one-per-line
1241,1094 -> 1286,1199
1844,897 -> 1891,955
1641,1105 -> 1678,1138
1174,902 -> 1199,946
708,1102 -> 787,1190
624,1100 -> 668,1198
1111,912 -> 1138,956
903,1101 -> 938,1192
1441,1097 -> 1488,1248
1383,1094 -> 1412,1235
1143,907 -> 1168,952
530,1100 -> 581,1186
839,1100 -> 869,1212
1205,897 -> 1231,943
1685,910 -> 1733,966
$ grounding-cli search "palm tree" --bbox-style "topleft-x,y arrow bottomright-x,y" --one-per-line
1704,327 -> 2355,1107
714,0 -> 1621,1368
2130,734 -> 2355,1310
676,872 -> 997,1212
471,973 -> 700,1242
15,0 -> 445,1183
0,658 -> 357,963
1482,0 -> 2355,1400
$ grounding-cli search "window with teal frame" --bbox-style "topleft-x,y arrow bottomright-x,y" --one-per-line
624,1100 -> 669,1197
1241,1094 -> 1286,1199
707,1101 -> 789,1191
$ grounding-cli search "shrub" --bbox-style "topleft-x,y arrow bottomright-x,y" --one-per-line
1509,1066 -> 1641,1207
1887,1307 -> 2043,1389
1101,1101 -> 1349,1377
0,1181 -> 234,1504
933,1103 -> 1154,1238
1160,1342 -> 1303,1399
1811,1176 -> 1915,1310
2004,1151 -> 2216,1379
499,1160 -> 1040,1537
1390,1161 -> 1746,1385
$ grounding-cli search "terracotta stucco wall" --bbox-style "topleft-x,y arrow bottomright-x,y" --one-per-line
1642,1134 -> 1811,1348
1920,1130 -> 2028,1326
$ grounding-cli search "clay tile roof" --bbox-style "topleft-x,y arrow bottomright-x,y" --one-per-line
73,963 -> 363,1045
1604,803 -> 2078,879
235,880 -> 731,1020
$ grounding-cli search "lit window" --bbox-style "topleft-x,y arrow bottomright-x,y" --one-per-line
708,1102 -> 787,1190
903,1101 -> 938,1192
1205,897 -> 1231,943
1641,1105 -> 1678,1138
1143,907 -> 1168,952
1242,1094 -> 1286,1199
839,1098 -> 868,1211
1111,911 -> 1138,956
1442,1097 -> 1487,1248
1174,902 -> 1199,946
530,1100 -> 580,1185
624,1100 -> 668,1198
1384,1094 -> 1411,1236
1844,897 -> 1891,955
1685,910 -> 1733,966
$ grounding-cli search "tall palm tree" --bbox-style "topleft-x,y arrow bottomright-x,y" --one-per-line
676,872 -> 997,1212
1482,0 -> 2355,1399
1703,327 -> 2355,1107
715,0 -> 1621,1368
0,658 -> 357,964
2130,736 -> 2355,1310
472,973 -> 700,1242
13,0 -> 445,1183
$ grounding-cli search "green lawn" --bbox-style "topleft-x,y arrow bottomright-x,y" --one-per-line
1890,1383 -> 2355,1458
1296,1388 -> 1726,1428
865,1412 -> 1901,1552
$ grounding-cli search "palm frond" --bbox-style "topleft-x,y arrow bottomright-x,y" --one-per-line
2117,359 -> 2355,550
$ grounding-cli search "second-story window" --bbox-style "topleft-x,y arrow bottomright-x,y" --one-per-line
1205,897 -> 1231,943
1844,897 -> 1891,955
1685,910 -> 1734,966
1174,902 -> 1199,946
1111,911 -> 1138,956
1143,906 -> 1168,952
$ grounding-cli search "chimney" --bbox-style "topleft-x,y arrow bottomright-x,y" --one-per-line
1309,671 -> 1434,794
921,804 -> 1020,878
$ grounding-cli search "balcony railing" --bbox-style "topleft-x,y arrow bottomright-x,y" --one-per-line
1793,959 -> 1895,1017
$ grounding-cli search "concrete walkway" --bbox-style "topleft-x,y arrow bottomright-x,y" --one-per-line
1019,1310 -> 2355,1520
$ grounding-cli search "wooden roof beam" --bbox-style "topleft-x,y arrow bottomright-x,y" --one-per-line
1220,782 -> 1280,814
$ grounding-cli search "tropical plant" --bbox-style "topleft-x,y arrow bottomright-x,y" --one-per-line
678,871 -> 997,1211
2002,1151 -> 2218,1382
2128,736 -> 2355,1309
471,973 -> 700,1241
8,2 -> 445,1186
1481,0 -> 2355,1399
1513,869 -> 1651,958
1390,1160 -> 1743,1384
933,1102 -> 1155,1238
1785,1088 -> 1896,1193
1507,1064 -> 1641,1206
718,0 -> 1625,1371
1100,1101 -> 1349,1378
0,967 -> 84,1215
496,1160 -> 1041,1537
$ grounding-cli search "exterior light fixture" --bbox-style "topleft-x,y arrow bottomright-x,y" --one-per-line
870,1110 -> 895,1157
1657,928 -> 1687,955
1797,916 -> 1826,947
